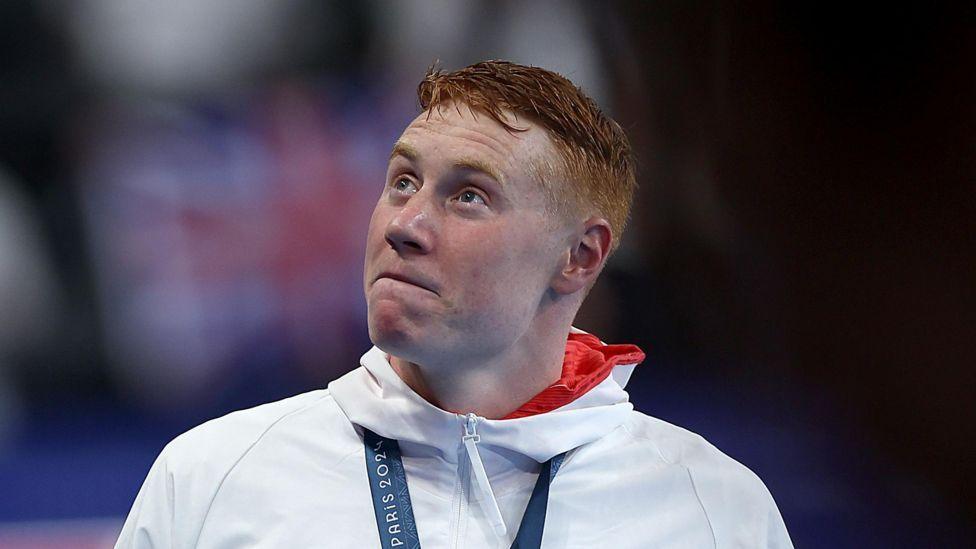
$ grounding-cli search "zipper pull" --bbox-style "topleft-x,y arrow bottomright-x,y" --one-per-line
462,413 -> 507,538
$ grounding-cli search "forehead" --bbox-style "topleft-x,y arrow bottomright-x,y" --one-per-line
393,104 -> 557,182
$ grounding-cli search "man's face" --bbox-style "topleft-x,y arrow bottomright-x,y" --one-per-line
364,104 -> 570,365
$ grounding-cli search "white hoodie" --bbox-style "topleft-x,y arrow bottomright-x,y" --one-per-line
116,342 -> 793,548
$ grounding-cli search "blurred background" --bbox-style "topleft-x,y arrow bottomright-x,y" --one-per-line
0,1 -> 972,547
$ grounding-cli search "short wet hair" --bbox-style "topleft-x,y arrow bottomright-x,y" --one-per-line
418,60 -> 637,250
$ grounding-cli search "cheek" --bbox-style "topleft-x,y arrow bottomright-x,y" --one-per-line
455,228 -> 552,312
363,205 -> 389,290
364,205 -> 389,254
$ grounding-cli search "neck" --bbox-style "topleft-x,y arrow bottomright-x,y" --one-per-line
389,326 -> 568,419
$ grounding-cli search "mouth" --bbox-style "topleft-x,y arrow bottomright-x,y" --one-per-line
375,271 -> 439,296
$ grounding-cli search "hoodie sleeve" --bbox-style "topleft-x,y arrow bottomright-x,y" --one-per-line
115,427 -> 263,548
114,434 -> 229,549
764,500 -> 793,549
115,390 -> 332,548
685,454 -> 794,549
115,448 -> 176,549
114,421 -> 252,548
114,426 -> 258,548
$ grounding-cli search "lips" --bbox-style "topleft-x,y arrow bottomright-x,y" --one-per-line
374,271 -> 439,296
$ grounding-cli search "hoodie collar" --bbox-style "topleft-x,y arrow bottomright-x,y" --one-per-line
329,330 -> 643,463
504,330 -> 646,419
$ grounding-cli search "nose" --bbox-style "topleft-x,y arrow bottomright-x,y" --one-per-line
384,200 -> 434,255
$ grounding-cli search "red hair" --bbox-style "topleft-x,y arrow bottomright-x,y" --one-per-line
418,60 -> 637,250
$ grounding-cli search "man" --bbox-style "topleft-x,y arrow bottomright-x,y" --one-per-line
117,61 -> 792,548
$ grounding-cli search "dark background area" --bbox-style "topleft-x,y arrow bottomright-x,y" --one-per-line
615,1 -> 975,540
0,1 -> 972,547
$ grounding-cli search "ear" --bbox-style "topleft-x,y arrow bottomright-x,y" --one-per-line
551,217 -> 613,295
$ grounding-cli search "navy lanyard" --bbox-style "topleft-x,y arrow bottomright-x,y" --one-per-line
364,429 -> 565,549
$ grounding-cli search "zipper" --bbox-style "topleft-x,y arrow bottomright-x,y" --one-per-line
450,442 -> 468,549
462,413 -> 508,539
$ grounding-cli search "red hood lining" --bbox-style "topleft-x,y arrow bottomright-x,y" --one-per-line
502,333 -> 646,419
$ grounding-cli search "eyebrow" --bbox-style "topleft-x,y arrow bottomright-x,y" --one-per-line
389,141 -> 505,186
389,141 -> 419,162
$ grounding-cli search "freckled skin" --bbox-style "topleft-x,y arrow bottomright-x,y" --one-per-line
363,105 -> 572,370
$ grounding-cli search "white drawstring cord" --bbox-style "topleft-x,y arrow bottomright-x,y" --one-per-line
463,413 -> 507,538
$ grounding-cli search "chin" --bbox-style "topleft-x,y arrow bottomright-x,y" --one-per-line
367,306 -> 421,357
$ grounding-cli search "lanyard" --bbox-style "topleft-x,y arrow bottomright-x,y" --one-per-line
364,429 -> 565,549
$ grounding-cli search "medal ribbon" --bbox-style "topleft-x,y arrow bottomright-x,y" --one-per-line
364,429 -> 564,548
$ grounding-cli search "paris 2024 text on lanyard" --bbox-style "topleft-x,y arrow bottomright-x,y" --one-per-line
363,428 -> 566,548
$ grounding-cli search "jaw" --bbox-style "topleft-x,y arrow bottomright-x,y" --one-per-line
367,298 -> 419,348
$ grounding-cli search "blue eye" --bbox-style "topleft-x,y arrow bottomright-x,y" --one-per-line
391,177 -> 417,194
457,190 -> 486,205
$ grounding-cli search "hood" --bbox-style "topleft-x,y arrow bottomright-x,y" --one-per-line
328,329 -> 645,463
504,330 -> 646,419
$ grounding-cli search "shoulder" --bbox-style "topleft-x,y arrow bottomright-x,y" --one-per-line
620,411 -> 793,548
116,390 -> 347,548
620,411 -> 752,475
618,411 -> 771,508
154,389 -> 342,491
164,389 -> 336,461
